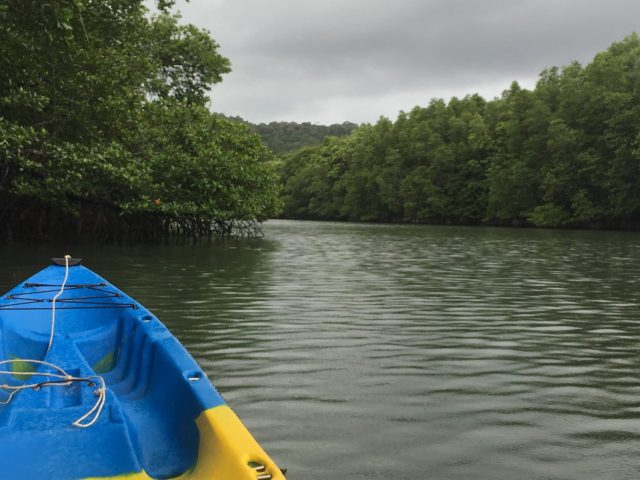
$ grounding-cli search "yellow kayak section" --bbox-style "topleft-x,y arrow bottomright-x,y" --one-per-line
84,406 -> 286,480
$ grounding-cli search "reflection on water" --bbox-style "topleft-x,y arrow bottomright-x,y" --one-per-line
2,220 -> 640,479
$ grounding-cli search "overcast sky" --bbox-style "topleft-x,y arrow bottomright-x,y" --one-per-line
168,0 -> 640,125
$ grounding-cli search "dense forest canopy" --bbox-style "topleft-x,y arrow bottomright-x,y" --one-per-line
0,0 -> 281,241
222,116 -> 358,154
279,34 -> 640,230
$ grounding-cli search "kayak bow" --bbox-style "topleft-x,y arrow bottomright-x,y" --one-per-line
0,259 -> 286,480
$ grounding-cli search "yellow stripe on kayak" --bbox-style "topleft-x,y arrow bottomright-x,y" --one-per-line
84,405 -> 285,480
84,474 -> 151,480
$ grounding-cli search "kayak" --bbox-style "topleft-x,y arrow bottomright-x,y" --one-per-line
0,258 -> 286,480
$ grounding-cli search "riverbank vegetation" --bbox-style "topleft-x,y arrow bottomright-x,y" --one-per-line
0,0 -> 280,241
279,34 -> 640,229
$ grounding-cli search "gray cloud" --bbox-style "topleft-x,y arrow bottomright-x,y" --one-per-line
173,0 -> 640,124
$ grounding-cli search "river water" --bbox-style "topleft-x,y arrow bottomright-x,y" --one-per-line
2,220 -> 640,479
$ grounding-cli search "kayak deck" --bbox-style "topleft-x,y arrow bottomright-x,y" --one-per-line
0,262 -> 285,479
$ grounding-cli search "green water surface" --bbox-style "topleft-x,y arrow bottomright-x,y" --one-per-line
2,220 -> 640,479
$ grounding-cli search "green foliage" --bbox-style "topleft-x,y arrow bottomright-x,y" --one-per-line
224,117 -> 359,154
131,101 -> 280,221
0,0 -> 279,241
280,34 -> 640,230
281,96 -> 492,224
148,14 -> 231,104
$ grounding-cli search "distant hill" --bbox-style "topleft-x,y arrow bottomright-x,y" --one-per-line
222,115 -> 358,154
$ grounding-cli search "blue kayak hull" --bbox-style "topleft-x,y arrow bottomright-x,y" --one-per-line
0,261 -> 285,479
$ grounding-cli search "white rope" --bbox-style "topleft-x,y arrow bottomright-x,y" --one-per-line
0,359 -> 106,427
47,254 -> 71,354
0,359 -> 69,376
72,376 -> 106,428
